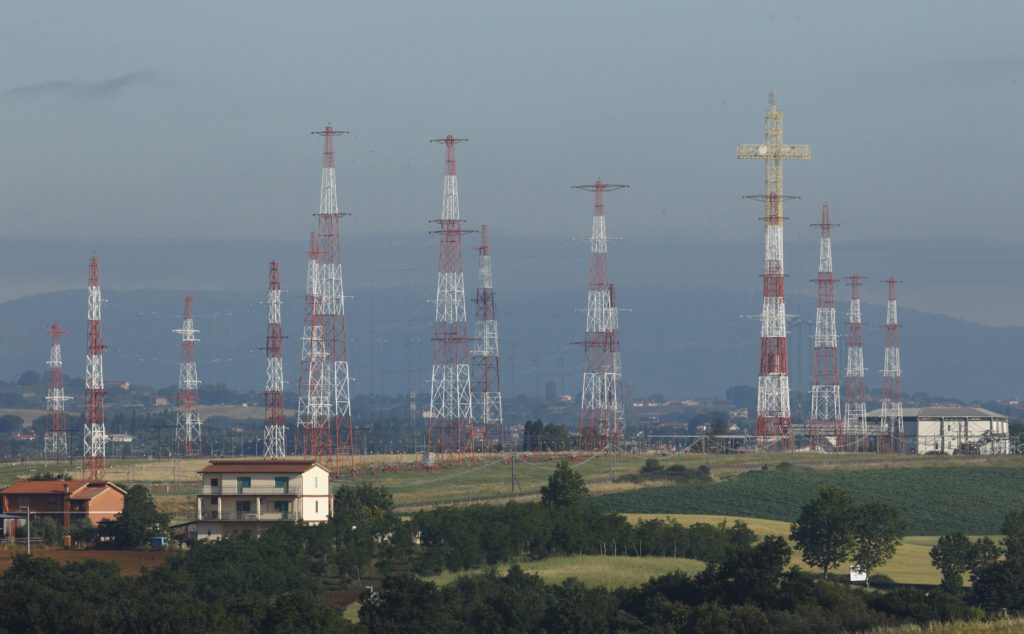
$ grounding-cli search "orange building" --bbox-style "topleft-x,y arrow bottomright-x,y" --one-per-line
1,480 -> 126,535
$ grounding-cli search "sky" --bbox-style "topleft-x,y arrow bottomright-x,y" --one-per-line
1,2 -> 1024,334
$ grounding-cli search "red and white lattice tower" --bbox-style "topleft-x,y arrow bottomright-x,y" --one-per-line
881,278 -> 904,453
472,225 -> 504,449
297,125 -> 354,473
174,296 -> 202,456
843,275 -> 869,452
44,323 -> 71,460
263,261 -> 286,459
574,180 -> 627,455
738,91 -> 810,448
83,256 -> 107,480
809,204 -> 841,450
428,135 -> 473,462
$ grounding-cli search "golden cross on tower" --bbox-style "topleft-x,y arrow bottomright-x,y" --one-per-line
737,91 -> 810,225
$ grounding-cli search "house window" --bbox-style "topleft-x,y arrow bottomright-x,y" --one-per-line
315,500 -> 319,513
210,478 -> 219,487
275,477 -> 288,489
273,501 -> 289,513
237,477 -> 250,492
236,501 -> 252,513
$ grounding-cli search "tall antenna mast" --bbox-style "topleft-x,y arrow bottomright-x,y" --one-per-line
881,277 -> 904,453
83,255 -> 107,480
297,125 -> 355,473
738,91 -> 810,449
174,296 -> 202,455
264,261 -> 286,459
843,275 -> 869,452
428,135 -> 473,464
44,323 -> 71,461
809,204 -> 841,450
574,179 -> 627,456
472,225 -> 504,448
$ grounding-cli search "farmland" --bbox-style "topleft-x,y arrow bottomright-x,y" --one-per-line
593,465 -> 1024,535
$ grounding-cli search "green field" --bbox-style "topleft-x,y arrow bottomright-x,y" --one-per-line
593,466 -> 1024,535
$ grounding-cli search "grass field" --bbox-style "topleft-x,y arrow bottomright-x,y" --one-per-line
594,465 -> 1024,535
624,514 -> 944,585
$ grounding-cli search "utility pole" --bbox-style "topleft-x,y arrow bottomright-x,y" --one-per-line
881,278 -> 904,453
174,297 -> 202,455
83,255 -> 107,481
574,180 -> 628,458
810,204 -> 841,450
263,261 -> 286,459
738,91 -> 810,450
44,323 -> 71,462
298,124 -> 355,474
427,135 -> 474,464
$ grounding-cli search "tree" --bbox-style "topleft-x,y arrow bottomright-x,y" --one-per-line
70,517 -> 97,545
99,484 -> 170,547
789,485 -> 857,578
852,501 -> 906,586
540,461 -> 588,507
0,414 -> 23,434
930,532 -> 976,593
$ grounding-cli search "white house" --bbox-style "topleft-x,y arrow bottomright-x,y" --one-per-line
191,459 -> 333,541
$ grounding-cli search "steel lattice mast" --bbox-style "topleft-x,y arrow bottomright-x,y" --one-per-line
174,296 -> 202,455
297,125 -> 354,474
263,261 -> 286,458
472,225 -> 504,449
574,179 -> 627,455
738,91 -> 810,448
44,323 -> 71,461
428,135 -> 473,462
83,256 -> 107,480
809,203 -> 841,450
843,275 -> 869,452
881,278 -> 904,453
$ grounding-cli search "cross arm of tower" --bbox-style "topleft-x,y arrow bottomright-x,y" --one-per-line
737,144 -> 811,159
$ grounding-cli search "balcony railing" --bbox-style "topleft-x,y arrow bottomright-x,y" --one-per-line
197,510 -> 294,522
199,485 -> 299,496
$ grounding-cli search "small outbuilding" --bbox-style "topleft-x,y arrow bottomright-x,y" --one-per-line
867,406 -> 1010,455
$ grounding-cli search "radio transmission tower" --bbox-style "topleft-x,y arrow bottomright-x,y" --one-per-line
83,256 -> 107,480
574,179 -> 627,456
264,261 -> 286,459
297,125 -> 354,474
843,275 -> 869,452
809,204 -> 841,450
174,296 -> 202,455
881,278 -> 904,453
472,225 -> 504,449
428,135 -> 473,463
44,323 -> 71,461
738,91 -> 810,448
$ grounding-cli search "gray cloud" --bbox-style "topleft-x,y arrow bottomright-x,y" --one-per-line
1,71 -> 158,101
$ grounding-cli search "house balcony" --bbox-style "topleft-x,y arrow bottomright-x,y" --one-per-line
199,485 -> 299,496
197,510 -> 295,522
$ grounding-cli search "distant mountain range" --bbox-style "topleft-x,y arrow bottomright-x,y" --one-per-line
0,284 -> 1020,403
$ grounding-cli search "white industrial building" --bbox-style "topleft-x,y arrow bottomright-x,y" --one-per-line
867,406 -> 1010,455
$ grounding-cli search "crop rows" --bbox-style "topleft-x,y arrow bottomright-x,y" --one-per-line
592,466 -> 1024,535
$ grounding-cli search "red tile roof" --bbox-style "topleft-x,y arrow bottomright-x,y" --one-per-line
199,460 -> 326,474
1,480 -> 126,498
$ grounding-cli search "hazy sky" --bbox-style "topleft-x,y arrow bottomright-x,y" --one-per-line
2,1 -> 1024,336
2,1 -> 1022,242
